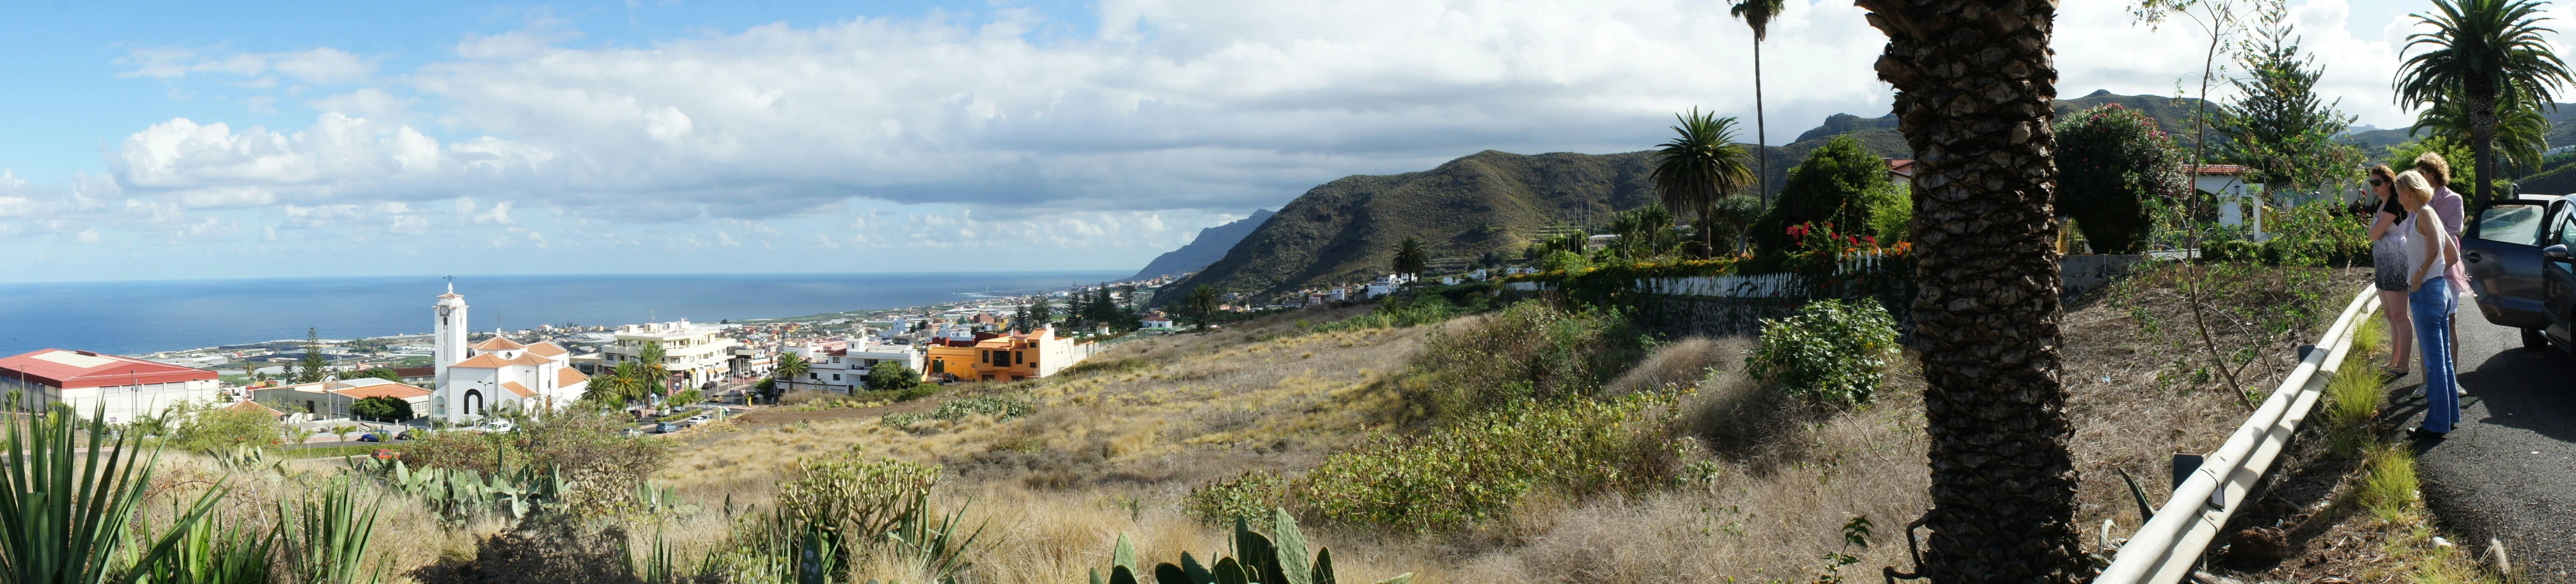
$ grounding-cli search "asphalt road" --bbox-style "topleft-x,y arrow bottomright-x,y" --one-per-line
2405,313 -> 2576,581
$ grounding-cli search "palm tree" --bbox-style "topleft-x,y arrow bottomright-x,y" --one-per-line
636,341 -> 671,397
774,351 -> 811,393
1858,0 -> 2086,580
2412,88 -> 2551,176
1649,109 -> 1758,258
1392,237 -> 1429,280
1186,285 -> 1222,331
2394,0 -> 2576,204
1731,0 -> 1787,203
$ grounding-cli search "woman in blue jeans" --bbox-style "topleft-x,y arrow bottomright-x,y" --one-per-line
2394,171 -> 2462,439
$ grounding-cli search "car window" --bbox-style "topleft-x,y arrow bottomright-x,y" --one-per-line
2477,204 -> 2549,245
2561,213 -> 2576,248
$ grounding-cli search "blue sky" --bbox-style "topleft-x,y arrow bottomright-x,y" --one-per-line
0,0 -> 2529,282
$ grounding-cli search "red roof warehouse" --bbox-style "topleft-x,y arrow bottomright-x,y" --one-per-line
0,349 -> 221,421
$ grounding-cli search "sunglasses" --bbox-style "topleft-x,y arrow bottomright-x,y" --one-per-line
2368,178 -> 2387,186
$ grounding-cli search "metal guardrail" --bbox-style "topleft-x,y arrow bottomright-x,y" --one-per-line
2097,283 -> 2380,583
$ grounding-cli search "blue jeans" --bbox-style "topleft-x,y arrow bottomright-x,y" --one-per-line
2410,277 -> 2460,432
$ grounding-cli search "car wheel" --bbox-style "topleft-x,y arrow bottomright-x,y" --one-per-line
2526,328 -> 2552,351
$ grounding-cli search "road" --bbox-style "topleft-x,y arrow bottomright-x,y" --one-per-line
2407,314 -> 2576,581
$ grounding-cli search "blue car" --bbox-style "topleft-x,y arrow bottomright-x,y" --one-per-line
2463,193 -> 2576,353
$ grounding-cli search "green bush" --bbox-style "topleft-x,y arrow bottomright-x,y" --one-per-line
882,395 -> 1035,429
164,400 -> 286,453
2057,104 -> 2188,253
866,361 -> 924,395
1750,135 -> 1906,255
775,454 -> 940,539
1310,294 -> 1464,333
1184,470 -> 1293,530
1403,301 -> 1638,422
1298,395 -> 1676,532
1748,299 -> 1900,408
350,396 -> 412,421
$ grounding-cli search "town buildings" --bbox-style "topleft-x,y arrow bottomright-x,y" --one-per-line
921,326 -> 1098,383
0,349 -> 219,422
779,339 -> 926,393
250,377 -> 431,422
430,285 -> 593,423
603,320 -> 742,389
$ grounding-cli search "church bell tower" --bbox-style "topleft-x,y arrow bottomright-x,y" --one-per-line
433,281 -> 469,418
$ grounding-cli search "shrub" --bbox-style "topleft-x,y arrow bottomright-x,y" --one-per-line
1404,301 -> 1638,421
1748,299 -> 1900,408
1185,470 -> 1293,529
881,395 -> 1035,429
2056,104 -> 2188,253
351,396 -> 413,422
775,454 -> 940,539
164,400 -> 286,453
1310,293 -> 1463,333
400,430 -> 504,475
509,413 -> 674,516
866,361 -> 924,395
1299,395 -> 1677,532
1750,135 -> 1905,255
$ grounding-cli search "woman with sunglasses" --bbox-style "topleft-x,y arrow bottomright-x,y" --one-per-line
2364,164 -> 2412,380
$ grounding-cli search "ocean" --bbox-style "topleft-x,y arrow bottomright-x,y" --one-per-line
0,271 -> 1132,357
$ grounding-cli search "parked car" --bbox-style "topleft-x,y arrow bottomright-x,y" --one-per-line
356,430 -> 390,443
2463,193 -> 2576,353
623,427 -> 649,438
656,422 -> 678,434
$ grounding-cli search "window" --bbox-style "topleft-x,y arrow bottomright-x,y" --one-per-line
2478,204 -> 2550,245
832,374 -> 841,381
1014,351 -> 1025,365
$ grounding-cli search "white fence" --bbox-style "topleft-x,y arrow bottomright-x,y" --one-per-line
2097,283 -> 2378,583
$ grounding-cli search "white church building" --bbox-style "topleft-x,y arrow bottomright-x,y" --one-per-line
431,285 -> 590,423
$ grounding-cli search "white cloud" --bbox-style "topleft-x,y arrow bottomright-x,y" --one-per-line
118,47 -> 376,84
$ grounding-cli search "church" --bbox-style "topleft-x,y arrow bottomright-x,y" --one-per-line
432,285 -> 589,423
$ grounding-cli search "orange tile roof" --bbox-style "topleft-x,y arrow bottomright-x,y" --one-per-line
502,381 -> 534,398
509,354 -> 554,367
330,383 -> 431,400
226,400 -> 284,416
555,367 -> 588,386
472,337 -> 527,351
447,353 -> 514,369
524,343 -> 568,358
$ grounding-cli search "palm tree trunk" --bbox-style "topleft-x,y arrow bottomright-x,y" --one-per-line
2469,88 -> 2497,205
1859,1 -> 2088,581
1753,36 -> 1769,207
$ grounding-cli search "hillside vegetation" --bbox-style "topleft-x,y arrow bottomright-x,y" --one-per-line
1158,91 -> 2210,299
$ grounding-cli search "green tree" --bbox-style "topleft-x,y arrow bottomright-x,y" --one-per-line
351,396 -> 413,422
2384,137 -> 2480,187
1706,194 -> 1765,254
1392,237 -> 1430,279
2057,104 -> 2189,253
1609,205 -> 1680,260
1731,0 -> 1788,203
2218,6 -> 2364,196
635,341 -> 670,397
774,351 -> 811,393
1186,285 -> 1222,330
2412,88 -> 2552,177
342,368 -> 401,383
1650,109 -> 1759,258
296,328 -> 328,383
1750,134 -> 1898,254
2394,0 -> 2576,204
1861,0 -> 2087,579
865,361 -> 922,395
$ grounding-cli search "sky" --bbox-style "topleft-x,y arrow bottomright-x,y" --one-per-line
0,0 -> 2549,283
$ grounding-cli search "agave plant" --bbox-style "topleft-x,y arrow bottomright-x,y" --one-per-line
286,477 -> 384,584
0,406 -> 221,584
122,513 -> 276,584
1092,509 -> 1411,584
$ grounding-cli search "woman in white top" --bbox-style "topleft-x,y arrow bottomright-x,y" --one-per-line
2393,171 -> 2460,439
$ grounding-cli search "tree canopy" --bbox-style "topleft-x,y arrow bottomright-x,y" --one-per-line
1748,135 -> 1905,255
2058,104 -> 2189,253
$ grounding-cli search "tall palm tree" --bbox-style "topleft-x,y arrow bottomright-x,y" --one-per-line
2394,0 -> 2576,204
636,341 -> 671,397
1731,0 -> 1787,204
1650,109 -> 1758,258
774,351 -> 811,393
1858,0 -> 2086,581
1392,237 -> 1429,280
2412,88 -> 2552,176
1186,285 -> 1222,331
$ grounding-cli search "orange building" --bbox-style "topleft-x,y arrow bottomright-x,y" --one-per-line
922,327 -> 1091,383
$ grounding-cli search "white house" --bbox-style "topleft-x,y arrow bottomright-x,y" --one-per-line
250,377 -> 431,422
780,340 -> 926,394
2194,164 -> 2266,233
1140,312 -> 1176,330
603,320 -> 741,388
0,349 -> 219,423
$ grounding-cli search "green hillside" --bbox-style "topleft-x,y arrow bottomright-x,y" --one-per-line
1157,150 -> 1661,303
1152,91 -> 2216,302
